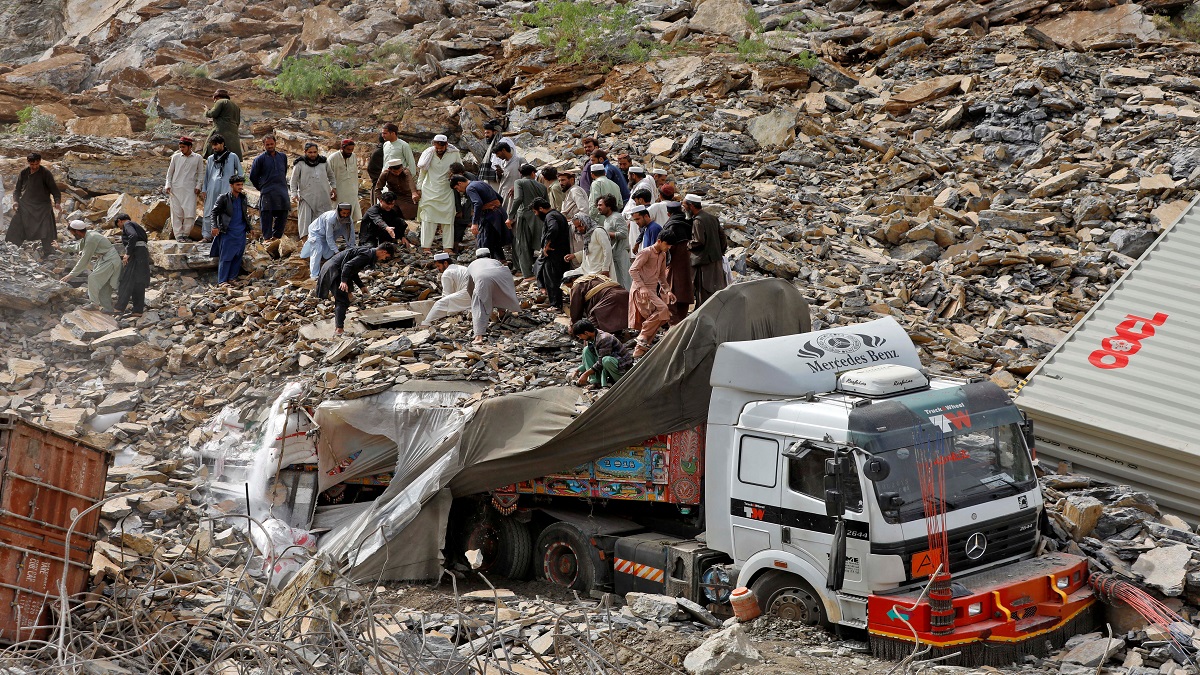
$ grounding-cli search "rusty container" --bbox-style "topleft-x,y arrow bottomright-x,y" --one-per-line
0,414 -> 111,643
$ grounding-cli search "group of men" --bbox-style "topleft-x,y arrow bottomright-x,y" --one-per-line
4,105 -> 730,391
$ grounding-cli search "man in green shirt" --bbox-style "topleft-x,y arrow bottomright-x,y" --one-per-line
60,220 -> 122,312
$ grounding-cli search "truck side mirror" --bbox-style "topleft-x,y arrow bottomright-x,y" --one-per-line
863,456 -> 890,482
823,457 -> 846,518
1020,416 -> 1035,452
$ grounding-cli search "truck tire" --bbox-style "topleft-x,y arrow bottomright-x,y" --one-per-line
535,522 -> 598,592
463,515 -> 532,580
750,571 -> 827,625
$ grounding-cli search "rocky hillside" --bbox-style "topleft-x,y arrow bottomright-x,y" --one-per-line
1,0 -> 1200,673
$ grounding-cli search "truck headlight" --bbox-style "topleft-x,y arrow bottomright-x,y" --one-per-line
967,602 -> 983,616
1056,576 -> 1070,589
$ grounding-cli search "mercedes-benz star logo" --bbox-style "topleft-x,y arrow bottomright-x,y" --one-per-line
965,532 -> 987,560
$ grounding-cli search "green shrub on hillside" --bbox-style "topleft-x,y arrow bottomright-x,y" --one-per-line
514,1 -> 651,64
260,47 -> 371,101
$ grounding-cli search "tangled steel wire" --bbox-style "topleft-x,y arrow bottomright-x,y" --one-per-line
0,492 -> 684,675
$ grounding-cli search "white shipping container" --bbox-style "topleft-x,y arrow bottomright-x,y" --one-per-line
1015,197 -> 1200,521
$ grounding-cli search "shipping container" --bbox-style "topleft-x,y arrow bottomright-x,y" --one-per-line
0,413 -> 111,643
1015,197 -> 1200,520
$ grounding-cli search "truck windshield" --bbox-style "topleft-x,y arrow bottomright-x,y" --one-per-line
871,422 -> 1035,523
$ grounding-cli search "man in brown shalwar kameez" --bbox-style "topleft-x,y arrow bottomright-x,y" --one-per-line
5,153 -> 61,258
658,201 -> 694,325
684,194 -> 728,306
565,269 -> 629,334
627,234 -> 673,358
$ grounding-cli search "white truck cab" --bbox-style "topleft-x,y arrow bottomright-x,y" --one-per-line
703,318 -> 1094,662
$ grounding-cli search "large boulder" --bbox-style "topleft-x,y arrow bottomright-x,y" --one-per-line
396,0 -> 446,25
746,108 -> 798,150
683,624 -> 764,675
4,53 -> 92,93
1036,4 -> 1159,50
65,114 -> 134,138
689,0 -> 754,38
61,153 -> 171,197
148,241 -> 218,271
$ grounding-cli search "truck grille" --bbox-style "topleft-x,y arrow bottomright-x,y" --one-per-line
872,510 -> 1039,583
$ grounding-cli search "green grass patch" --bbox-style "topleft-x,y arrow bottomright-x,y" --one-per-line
259,46 -> 371,101
746,9 -> 764,33
13,106 -> 60,139
736,37 -> 772,62
1151,13 -> 1200,42
788,50 -> 820,70
514,0 -> 652,64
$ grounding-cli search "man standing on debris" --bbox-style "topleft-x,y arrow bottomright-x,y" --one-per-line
165,136 -> 204,241
422,252 -> 471,324
375,159 -> 418,221
327,140 -> 361,224
587,164 -> 623,222
624,190 -> 655,255
565,214 -> 611,278
649,183 -> 674,225
380,123 -> 416,177
5,152 -> 61,259
571,319 -> 632,388
630,205 -> 660,256
558,170 -> 589,222
291,142 -> 336,242
301,203 -> 357,280
113,213 -> 150,318
539,166 -> 563,211
628,233 -> 673,358
481,120 -> 512,184
359,192 -> 406,248
660,201 -> 694,325
249,135 -> 289,241
534,198 -> 569,310
415,134 -> 462,254
466,248 -> 521,345
204,89 -> 241,159
628,166 -> 657,203
209,175 -> 251,285
588,149 -> 630,202
494,142 -> 523,219
577,137 -> 600,193
684,194 -> 728,306
453,176 -> 509,264
565,269 -> 629,334
510,164 -> 548,278
60,220 -> 121,312
316,242 -> 398,335
367,133 -> 385,187
597,195 -> 631,289
201,134 -> 241,243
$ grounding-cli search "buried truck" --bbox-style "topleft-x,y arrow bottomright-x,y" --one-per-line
451,318 -> 1098,664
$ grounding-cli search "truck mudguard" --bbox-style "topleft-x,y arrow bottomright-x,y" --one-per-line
736,549 -> 839,623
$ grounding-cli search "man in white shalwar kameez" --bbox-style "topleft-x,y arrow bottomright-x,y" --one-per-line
628,166 -> 658,203
326,140 -> 361,224
566,214 -> 612,277
466,248 -> 521,344
415,134 -> 462,253
165,136 -> 204,240
422,252 -> 472,324
291,142 -> 336,239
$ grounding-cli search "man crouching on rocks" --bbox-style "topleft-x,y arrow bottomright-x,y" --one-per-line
316,242 -> 397,335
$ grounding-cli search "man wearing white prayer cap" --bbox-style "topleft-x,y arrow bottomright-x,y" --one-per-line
415,133 -> 462,253
61,219 -> 122,312
628,164 -> 658,203
423,251 -> 472,325
466,247 -> 520,343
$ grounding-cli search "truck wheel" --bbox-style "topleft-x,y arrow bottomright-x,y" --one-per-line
535,522 -> 596,591
463,516 -> 532,580
750,571 -> 827,625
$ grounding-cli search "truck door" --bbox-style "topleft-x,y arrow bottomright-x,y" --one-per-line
727,433 -> 783,564
781,445 -> 871,595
